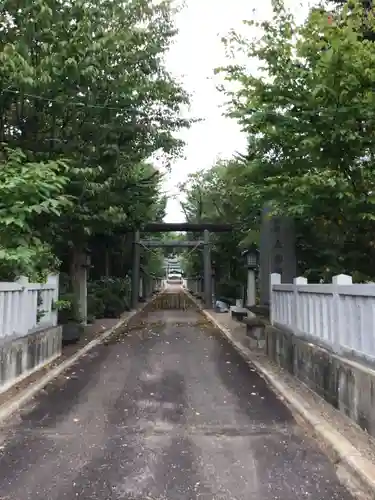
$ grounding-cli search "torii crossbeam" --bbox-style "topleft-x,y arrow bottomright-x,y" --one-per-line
131,222 -> 233,309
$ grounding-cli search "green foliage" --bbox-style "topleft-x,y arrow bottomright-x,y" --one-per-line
87,277 -> 132,319
0,0 -> 191,283
52,299 -> 72,311
0,145 -> 70,280
187,0 -> 375,282
215,282 -> 242,304
56,293 -> 80,323
140,231 -> 187,277
57,272 -> 81,323
142,250 -> 165,277
179,159 -> 260,284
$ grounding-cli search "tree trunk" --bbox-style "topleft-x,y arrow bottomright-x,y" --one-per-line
69,247 -> 87,325
104,246 -> 110,277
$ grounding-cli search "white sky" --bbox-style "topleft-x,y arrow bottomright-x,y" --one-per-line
163,0 -> 310,222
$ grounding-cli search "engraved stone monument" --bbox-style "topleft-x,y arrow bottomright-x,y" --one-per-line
259,205 -> 297,305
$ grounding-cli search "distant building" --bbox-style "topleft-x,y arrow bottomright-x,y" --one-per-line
164,256 -> 182,276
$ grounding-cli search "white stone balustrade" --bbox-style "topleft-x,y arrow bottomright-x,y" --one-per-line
0,274 -> 59,340
271,272 -> 375,360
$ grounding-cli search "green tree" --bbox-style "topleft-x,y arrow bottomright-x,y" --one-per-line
0,146 -> 70,280
0,0 -> 191,293
215,0 -> 375,281
179,158 -> 261,294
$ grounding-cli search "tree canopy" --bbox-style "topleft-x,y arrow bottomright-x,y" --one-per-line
181,0 -> 375,284
0,0 -> 191,281
179,160 -> 259,287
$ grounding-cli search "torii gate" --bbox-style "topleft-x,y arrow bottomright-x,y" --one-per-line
131,222 -> 232,309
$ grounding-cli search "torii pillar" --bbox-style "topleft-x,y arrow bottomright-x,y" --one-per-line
131,230 -> 140,309
203,229 -> 212,308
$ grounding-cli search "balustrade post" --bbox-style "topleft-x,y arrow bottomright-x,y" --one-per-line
293,277 -> 307,333
270,273 -> 281,324
17,276 -> 30,336
332,274 -> 352,352
48,274 -> 59,327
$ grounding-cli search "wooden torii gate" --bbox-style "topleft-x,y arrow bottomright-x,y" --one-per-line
131,222 -> 232,309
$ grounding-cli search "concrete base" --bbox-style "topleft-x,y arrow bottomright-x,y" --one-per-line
247,304 -> 270,319
244,316 -> 266,350
265,325 -> 375,437
230,306 -> 248,321
0,326 -> 62,395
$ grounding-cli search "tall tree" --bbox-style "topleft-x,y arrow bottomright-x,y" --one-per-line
179,158 -> 261,293
213,0 -> 375,281
0,146 -> 70,280
0,0 -> 191,289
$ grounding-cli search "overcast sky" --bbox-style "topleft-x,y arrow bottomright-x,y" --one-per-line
163,0 -> 309,223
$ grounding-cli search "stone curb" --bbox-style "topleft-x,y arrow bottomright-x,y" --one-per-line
191,296 -> 375,500
0,299 -> 152,425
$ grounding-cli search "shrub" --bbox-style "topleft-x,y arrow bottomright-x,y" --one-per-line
87,276 -> 131,319
215,281 -> 243,303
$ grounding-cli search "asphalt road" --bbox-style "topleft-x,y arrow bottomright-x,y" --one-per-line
0,307 -> 354,500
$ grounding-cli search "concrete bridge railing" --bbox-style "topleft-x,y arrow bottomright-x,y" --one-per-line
271,272 -> 375,362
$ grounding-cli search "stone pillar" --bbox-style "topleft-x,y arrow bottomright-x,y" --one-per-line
78,266 -> 88,325
131,230 -> 140,308
259,205 -> 297,305
246,269 -> 256,307
146,276 -> 152,297
203,230 -> 212,308
70,250 -> 89,325
259,205 -> 272,305
211,273 -> 216,305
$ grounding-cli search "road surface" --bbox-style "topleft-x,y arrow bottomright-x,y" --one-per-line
0,307 -> 353,499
